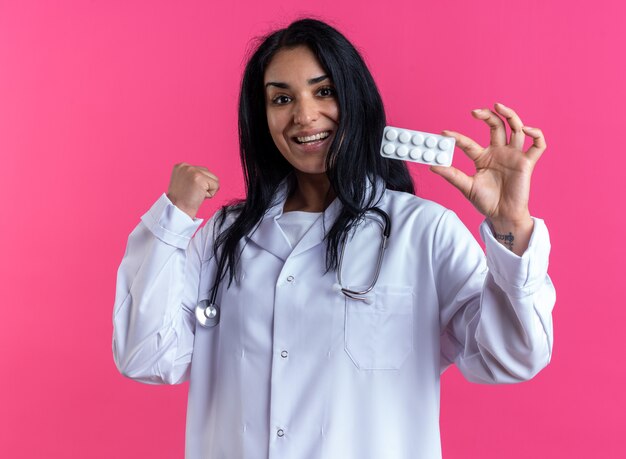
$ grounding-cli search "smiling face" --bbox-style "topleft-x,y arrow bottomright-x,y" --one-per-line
264,46 -> 339,176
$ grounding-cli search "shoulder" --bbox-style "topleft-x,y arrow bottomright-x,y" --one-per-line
382,189 -> 451,225
381,189 -> 474,242
194,203 -> 243,261
381,190 -> 481,264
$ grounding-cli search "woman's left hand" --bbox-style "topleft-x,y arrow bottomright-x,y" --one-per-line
430,103 -> 547,255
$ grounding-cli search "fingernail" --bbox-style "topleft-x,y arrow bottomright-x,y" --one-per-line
472,108 -> 482,113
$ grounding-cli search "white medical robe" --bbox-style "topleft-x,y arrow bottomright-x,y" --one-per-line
113,184 -> 555,459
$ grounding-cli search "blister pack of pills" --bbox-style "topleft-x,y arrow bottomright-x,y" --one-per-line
380,126 -> 455,167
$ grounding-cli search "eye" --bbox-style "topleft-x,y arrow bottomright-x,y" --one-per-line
317,86 -> 336,98
271,94 -> 292,105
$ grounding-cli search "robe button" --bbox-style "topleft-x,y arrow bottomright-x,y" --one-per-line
281,350 -> 288,358
277,429 -> 285,437
286,275 -> 295,283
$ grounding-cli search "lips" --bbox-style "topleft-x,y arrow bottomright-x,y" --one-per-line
290,130 -> 333,153
295,131 -> 331,144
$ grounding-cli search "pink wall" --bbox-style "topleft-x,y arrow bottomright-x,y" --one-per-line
1,0 -> 624,457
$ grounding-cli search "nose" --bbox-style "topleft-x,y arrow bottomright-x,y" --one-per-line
293,96 -> 319,126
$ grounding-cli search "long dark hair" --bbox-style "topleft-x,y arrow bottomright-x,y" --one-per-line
212,18 -> 414,288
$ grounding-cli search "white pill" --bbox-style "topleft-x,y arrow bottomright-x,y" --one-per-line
436,153 -> 449,165
409,148 -> 422,160
438,139 -> 451,150
423,149 -> 435,162
382,143 -> 396,155
397,145 -> 409,157
411,134 -> 424,145
399,131 -> 411,143
425,136 -> 437,148
385,129 -> 398,141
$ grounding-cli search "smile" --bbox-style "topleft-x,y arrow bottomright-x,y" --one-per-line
295,131 -> 331,144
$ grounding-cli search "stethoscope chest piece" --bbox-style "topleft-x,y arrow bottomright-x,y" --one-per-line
195,300 -> 220,328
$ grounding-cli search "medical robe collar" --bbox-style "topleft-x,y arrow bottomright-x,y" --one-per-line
245,176 -> 385,262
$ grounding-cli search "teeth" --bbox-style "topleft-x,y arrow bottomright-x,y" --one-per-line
296,131 -> 330,143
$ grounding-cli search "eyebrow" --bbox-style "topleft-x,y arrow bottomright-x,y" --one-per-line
265,75 -> 329,89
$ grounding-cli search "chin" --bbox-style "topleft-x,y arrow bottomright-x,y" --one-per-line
292,164 -> 327,176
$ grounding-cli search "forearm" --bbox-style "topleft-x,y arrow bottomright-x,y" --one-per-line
438,214 -> 555,384
113,224 -> 195,383
112,195 -> 203,384
477,217 -> 555,381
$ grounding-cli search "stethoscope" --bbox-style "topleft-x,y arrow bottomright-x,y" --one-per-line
195,207 -> 391,328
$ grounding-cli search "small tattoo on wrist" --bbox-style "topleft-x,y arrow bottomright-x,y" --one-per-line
495,231 -> 514,251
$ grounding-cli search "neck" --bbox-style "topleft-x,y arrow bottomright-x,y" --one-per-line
283,172 -> 335,212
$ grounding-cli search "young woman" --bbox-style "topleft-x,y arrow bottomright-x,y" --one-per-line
113,18 -> 555,459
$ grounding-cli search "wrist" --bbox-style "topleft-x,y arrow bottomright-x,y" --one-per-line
488,214 -> 533,235
166,193 -> 198,220
488,216 -> 534,256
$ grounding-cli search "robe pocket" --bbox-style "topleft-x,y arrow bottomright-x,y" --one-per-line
344,285 -> 414,370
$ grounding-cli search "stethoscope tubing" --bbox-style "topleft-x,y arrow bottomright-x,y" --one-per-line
195,206 -> 391,328
337,207 -> 390,297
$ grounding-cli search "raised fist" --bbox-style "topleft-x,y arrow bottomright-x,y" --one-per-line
166,163 -> 220,219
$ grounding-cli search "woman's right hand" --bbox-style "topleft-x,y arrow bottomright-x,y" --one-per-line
166,163 -> 220,219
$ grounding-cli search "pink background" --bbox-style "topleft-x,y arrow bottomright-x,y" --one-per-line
1,0 -> 624,457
